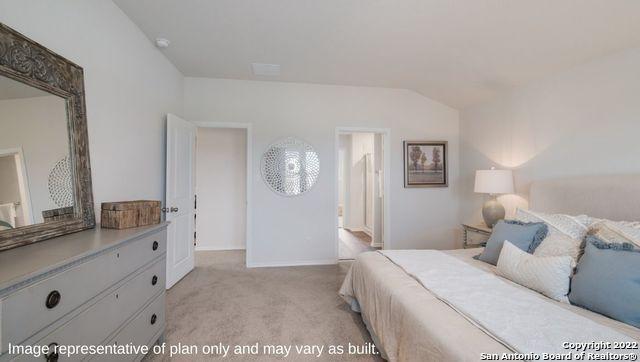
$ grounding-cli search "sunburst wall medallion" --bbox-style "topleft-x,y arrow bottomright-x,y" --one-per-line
261,137 -> 320,197
48,155 -> 74,207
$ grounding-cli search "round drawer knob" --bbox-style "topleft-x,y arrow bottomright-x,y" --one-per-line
150,313 -> 157,325
45,290 -> 61,309
152,241 -> 159,251
152,275 -> 158,285
46,342 -> 59,362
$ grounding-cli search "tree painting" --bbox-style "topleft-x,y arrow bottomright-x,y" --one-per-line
432,147 -> 441,170
405,142 -> 447,187
409,146 -> 423,171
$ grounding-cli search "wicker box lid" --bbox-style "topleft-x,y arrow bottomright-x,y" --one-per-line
101,200 -> 161,211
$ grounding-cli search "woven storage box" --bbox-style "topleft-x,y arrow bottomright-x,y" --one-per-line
42,206 -> 75,222
101,200 -> 161,229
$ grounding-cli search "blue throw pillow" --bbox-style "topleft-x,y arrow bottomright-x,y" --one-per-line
569,236 -> 640,328
476,220 -> 548,266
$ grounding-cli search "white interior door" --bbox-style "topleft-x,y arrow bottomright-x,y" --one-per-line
165,114 -> 196,289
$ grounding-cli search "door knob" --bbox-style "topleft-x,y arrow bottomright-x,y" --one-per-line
170,207 -> 179,213
161,207 -> 179,213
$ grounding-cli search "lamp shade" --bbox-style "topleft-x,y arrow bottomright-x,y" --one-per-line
474,169 -> 514,194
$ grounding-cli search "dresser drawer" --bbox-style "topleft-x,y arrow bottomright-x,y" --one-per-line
92,294 -> 165,362
9,258 -> 165,362
0,230 -> 166,353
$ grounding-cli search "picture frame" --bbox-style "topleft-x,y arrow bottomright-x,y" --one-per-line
403,141 -> 448,188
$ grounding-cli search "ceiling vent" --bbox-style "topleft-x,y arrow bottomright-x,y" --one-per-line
251,63 -> 281,76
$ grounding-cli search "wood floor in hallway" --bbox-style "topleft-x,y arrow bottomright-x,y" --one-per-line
338,229 -> 378,260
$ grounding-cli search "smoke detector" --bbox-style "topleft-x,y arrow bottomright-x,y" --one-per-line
251,63 -> 281,76
155,38 -> 170,49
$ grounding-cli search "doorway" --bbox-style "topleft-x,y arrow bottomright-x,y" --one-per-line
335,128 -> 390,260
165,115 -> 253,289
194,126 -> 248,252
192,121 -> 253,267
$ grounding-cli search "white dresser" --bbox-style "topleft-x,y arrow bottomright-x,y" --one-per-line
0,224 -> 167,361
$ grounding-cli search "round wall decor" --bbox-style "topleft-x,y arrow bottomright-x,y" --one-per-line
261,137 -> 320,197
48,155 -> 74,207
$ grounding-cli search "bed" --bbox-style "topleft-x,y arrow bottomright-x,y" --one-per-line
340,175 -> 640,361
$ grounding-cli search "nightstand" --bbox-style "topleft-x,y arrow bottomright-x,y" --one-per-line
462,223 -> 492,249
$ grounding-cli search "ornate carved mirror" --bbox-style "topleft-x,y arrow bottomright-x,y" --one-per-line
0,23 -> 95,251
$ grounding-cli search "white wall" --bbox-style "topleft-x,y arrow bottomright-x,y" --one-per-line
0,0 -> 184,218
460,47 -> 640,224
184,78 -> 460,266
195,127 -> 247,251
0,96 -> 68,223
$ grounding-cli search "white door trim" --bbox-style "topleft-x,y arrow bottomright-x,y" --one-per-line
193,122 -> 253,268
334,127 -> 392,261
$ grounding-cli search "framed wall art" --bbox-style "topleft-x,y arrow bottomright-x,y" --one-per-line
403,141 -> 448,188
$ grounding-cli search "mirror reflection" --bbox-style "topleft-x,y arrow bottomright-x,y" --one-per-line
0,75 -> 72,231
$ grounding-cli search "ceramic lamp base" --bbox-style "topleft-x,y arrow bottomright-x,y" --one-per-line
482,196 -> 505,228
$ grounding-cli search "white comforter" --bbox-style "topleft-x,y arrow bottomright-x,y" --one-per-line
340,249 -> 640,362
380,250 -> 636,355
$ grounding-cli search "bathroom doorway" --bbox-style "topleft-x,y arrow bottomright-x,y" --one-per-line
335,128 -> 390,260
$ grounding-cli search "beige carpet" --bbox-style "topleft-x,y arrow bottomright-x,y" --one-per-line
147,251 -> 383,361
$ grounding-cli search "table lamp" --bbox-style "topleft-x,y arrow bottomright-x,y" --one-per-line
474,167 -> 514,227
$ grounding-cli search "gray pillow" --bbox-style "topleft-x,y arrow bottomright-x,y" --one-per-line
569,236 -> 640,328
476,220 -> 548,266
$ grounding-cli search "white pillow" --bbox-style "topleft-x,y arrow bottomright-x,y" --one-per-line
588,220 -> 640,247
496,241 -> 573,303
514,209 -> 590,264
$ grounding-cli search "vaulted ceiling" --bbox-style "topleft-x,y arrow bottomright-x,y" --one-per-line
114,0 -> 640,108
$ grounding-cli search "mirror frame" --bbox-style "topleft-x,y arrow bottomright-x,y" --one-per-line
0,23 -> 95,251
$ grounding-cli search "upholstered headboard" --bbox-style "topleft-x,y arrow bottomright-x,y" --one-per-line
529,174 -> 640,221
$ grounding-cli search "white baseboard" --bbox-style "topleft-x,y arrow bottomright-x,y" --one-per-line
247,258 -> 337,268
344,226 -> 364,232
195,246 -> 246,251
371,242 -> 383,248
362,227 -> 373,237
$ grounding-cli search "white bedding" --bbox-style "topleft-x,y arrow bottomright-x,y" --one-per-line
340,249 -> 640,362
380,249 -> 636,355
